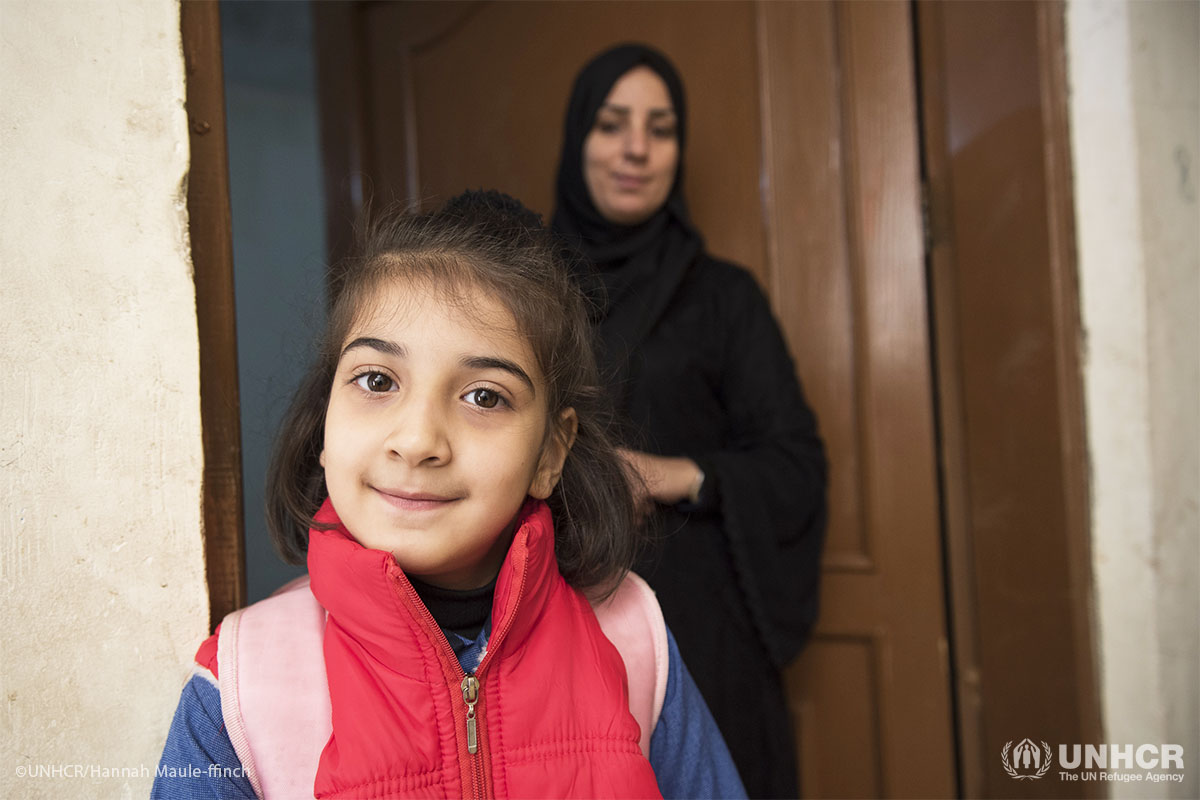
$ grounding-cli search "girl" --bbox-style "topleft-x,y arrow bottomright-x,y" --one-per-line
152,190 -> 744,799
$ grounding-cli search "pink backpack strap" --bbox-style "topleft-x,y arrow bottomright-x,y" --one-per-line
591,572 -> 670,758
217,577 -> 330,800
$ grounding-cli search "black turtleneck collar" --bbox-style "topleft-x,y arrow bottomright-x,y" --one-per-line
407,574 -> 497,640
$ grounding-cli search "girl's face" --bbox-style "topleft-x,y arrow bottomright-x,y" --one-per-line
583,65 -> 679,226
320,278 -> 575,589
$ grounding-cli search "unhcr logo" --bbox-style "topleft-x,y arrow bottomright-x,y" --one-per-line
1002,739 -> 1052,779
1000,739 -> 1187,784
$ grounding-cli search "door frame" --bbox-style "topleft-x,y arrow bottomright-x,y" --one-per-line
185,0 -> 1103,793
916,1 -> 1102,796
181,1 -> 246,629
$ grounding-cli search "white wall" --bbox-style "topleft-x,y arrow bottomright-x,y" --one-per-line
0,1 -> 209,797
1068,1 -> 1199,797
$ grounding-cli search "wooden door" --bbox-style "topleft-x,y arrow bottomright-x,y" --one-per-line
316,2 -> 956,795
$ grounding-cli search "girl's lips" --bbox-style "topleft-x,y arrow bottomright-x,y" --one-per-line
374,488 -> 458,512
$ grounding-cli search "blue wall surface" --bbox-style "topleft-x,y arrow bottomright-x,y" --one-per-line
221,0 -> 325,602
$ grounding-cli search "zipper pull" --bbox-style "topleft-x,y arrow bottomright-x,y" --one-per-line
461,675 -> 480,754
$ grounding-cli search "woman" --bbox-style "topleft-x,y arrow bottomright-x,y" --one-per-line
552,43 -> 828,798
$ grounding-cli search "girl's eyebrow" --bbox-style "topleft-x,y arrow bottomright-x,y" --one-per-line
461,356 -> 536,395
342,337 -> 405,358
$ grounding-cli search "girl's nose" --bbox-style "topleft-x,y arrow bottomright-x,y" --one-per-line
384,395 -> 451,466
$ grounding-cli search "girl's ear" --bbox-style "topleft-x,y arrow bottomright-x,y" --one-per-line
530,408 -> 578,500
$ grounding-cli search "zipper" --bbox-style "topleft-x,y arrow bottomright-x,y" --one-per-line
390,544 -> 530,797
394,567 -> 523,798
462,674 -> 485,798
458,564 -> 525,797
461,675 -> 480,754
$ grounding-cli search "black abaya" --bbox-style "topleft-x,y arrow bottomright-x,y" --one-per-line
624,256 -> 825,799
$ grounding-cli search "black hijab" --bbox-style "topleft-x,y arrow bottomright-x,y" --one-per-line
551,43 -> 704,390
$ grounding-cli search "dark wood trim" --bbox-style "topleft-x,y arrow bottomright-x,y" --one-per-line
180,0 -> 246,630
1035,0 -> 1103,755
915,0 -> 1101,795
914,4 -> 984,795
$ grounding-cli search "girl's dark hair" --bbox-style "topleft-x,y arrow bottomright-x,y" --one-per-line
265,189 -> 643,594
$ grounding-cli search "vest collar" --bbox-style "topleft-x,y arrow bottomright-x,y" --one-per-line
306,497 -> 558,678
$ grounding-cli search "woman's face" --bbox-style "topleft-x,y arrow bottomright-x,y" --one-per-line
582,66 -> 679,226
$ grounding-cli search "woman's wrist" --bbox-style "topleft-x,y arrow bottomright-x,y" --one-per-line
619,449 -> 704,506
685,463 -> 705,504
662,456 -> 703,505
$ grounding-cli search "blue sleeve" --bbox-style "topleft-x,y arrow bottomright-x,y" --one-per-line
151,674 -> 256,800
648,627 -> 747,799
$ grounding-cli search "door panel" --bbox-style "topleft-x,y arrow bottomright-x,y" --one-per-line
316,2 -> 955,795
762,3 -> 955,794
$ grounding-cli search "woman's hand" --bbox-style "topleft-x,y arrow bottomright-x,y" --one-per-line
617,448 -> 703,511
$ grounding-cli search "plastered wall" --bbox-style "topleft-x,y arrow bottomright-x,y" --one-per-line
0,1 -> 209,797
1069,1 -> 1199,797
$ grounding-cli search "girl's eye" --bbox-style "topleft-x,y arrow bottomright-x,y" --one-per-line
354,372 -> 395,393
651,126 -> 676,139
465,388 -> 504,409
595,119 -> 621,135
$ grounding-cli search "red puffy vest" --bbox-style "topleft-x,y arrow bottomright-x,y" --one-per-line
218,499 -> 665,799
